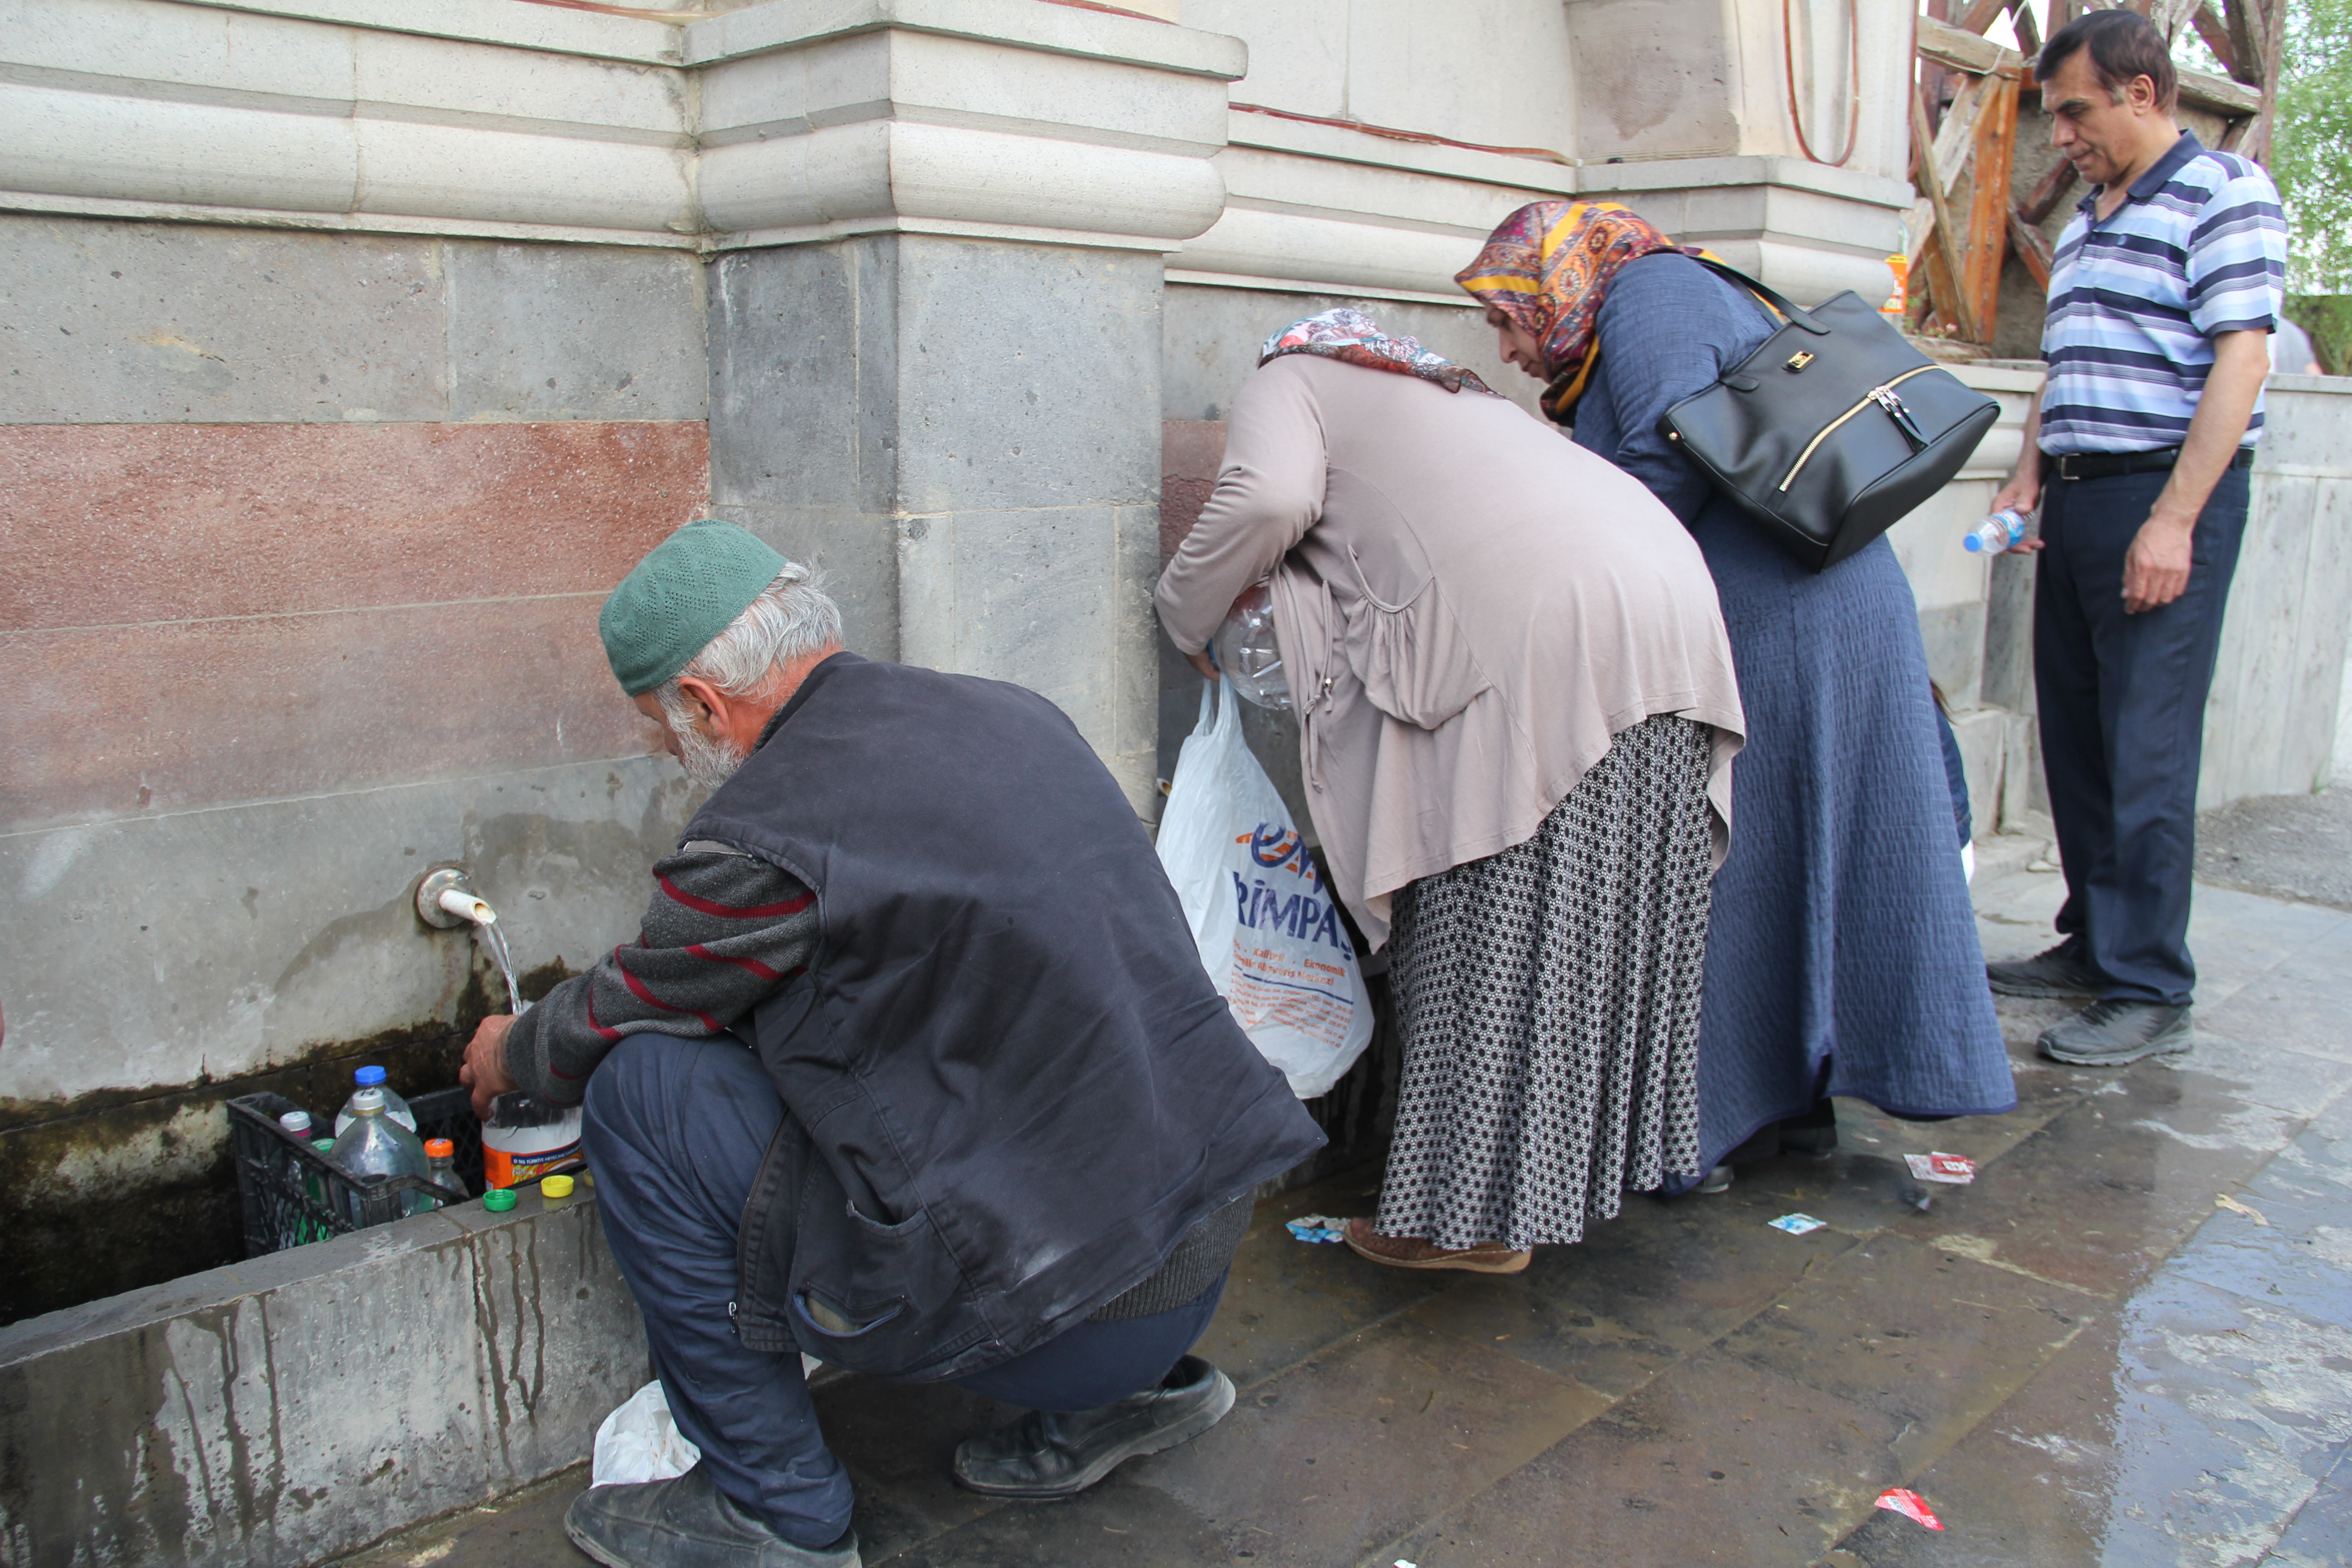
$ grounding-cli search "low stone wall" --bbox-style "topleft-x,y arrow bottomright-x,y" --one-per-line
0,1188 -> 647,1568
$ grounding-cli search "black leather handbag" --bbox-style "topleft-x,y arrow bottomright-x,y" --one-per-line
1661,260 -> 2000,573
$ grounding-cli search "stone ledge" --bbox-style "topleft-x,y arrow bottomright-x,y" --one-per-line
0,1186 -> 647,1568
684,0 -> 1247,79
0,0 -> 1242,250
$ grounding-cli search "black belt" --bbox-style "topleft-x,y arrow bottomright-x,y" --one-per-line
2048,445 -> 2256,481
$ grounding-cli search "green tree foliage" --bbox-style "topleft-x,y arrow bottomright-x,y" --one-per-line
2272,0 -> 2352,369
2274,0 -> 2352,292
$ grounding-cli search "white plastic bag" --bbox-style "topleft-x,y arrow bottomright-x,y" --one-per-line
1156,678 -> 1375,1098
591,1379 -> 700,1487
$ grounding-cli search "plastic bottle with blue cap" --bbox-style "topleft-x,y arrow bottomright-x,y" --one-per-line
1963,509 -> 2031,554
334,1064 -> 417,1136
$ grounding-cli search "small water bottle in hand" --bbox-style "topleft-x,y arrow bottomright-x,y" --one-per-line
1964,509 -> 2030,554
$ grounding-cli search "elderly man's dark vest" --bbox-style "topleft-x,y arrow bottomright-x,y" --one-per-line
688,654 -> 1323,1381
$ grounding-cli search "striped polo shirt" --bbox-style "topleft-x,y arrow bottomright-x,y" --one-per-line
2038,129 -> 2285,456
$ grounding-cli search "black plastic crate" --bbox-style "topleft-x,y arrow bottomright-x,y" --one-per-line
227,1088 -> 478,1258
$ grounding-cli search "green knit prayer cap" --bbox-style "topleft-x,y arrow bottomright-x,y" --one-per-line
599,519 -> 788,696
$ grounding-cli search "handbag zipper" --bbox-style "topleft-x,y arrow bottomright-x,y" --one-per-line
1774,364 -> 1940,494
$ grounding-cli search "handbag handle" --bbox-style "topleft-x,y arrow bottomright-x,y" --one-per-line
1687,256 -> 1831,338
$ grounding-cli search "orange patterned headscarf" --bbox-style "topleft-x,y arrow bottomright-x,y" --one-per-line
1456,201 -> 1699,422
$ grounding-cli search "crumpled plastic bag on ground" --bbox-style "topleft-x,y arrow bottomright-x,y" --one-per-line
592,1379 -> 701,1487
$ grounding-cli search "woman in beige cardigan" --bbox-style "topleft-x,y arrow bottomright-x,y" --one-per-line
1156,310 -> 1745,1270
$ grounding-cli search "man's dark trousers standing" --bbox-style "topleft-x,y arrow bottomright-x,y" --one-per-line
2035,462 -> 2249,1007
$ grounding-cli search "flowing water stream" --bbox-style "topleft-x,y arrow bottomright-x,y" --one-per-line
473,916 -> 528,1015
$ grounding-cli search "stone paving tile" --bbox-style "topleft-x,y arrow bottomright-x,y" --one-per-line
1836,1048 -> 2090,1176
2178,888 -> 2352,1012
812,1376 -> 1015,1560
2260,1449 -> 2352,1568
1828,1273 -> 2352,1568
882,1313 -> 1606,1567
331,1464 -> 591,1568
1972,867 -> 2068,962
1132,1314 -> 1608,1568
1894,1059 -> 2303,1298
1384,1348 -> 1904,1568
1718,1233 -> 2092,1479
1194,1177 -> 1455,1392
1403,1177 -> 1860,1398
2175,1032 -> 2352,1120
2199,919 -> 2352,1065
877,1476 -> 1239,1567
2158,1131 -> 2352,1334
1733,1149 -> 1980,1239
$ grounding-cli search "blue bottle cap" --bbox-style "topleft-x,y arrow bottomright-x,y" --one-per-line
354,1065 -> 387,1086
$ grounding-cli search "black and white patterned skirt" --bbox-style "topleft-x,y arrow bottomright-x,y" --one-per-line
1373,714 -> 1715,1250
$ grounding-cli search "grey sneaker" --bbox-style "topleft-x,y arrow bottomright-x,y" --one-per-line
952,1354 -> 1236,1500
563,1465 -> 860,1568
2038,999 -> 2193,1066
1988,942 -> 2105,999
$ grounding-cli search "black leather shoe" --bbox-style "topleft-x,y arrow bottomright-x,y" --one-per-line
564,1465 -> 860,1568
2038,999 -> 2194,1066
952,1354 -> 1236,1500
1988,942 -> 2106,999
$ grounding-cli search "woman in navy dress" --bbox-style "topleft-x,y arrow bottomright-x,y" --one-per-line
1458,201 -> 2014,1186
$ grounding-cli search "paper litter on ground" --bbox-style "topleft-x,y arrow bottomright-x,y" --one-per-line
1287,1215 -> 1348,1244
2216,1193 -> 2270,1225
1904,1152 -> 1977,1185
1769,1213 -> 1828,1235
1873,1488 -> 1945,1529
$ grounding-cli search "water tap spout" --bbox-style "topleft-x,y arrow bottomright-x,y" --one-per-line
438,887 -> 496,926
414,867 -> 528,1015
415,867 -> 493,929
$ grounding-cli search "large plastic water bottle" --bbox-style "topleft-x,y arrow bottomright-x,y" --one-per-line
1214,582 -> 1291,710
327,1086 -> 431,1221
1964,509 -> 2029,554
334,1064 -> 417,1136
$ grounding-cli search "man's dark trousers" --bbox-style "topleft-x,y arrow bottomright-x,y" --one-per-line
2034,462 -> 2249,1007
582,1035 -> 1226,1547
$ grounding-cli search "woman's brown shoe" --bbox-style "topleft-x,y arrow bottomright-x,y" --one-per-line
1342,1218 -> 1531,1274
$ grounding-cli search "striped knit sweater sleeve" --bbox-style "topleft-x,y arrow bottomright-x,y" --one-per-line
500,839 -> 818,1107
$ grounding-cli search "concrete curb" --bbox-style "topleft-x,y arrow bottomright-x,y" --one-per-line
0,1187 -> 647,1568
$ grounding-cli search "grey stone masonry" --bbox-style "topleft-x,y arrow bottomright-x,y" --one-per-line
0,1186 -> 648,1568
0,216 -> 706,425
710,234 -> 1164,808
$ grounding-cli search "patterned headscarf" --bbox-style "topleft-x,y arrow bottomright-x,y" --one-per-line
1455,201 -> 1700,422
1259,307 -> 1495,396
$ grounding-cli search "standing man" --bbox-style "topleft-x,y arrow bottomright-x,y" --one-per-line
1987,9 -> 2288,1065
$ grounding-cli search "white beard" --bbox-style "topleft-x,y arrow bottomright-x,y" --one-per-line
674,723 -> 750,789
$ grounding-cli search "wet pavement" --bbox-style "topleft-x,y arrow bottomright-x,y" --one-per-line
339,830 -> 2352,1568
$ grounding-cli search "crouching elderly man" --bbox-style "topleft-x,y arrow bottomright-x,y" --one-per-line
460,520 -> 1324,1568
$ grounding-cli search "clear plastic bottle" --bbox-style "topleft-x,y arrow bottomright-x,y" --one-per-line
414,1137 -> 460,1211
1213,581 -> 1291,710
1964,508 -> 2029,554
327,1086 -> 431,1222
277,1110 -> 323,1247
334,1064 -> 417,1137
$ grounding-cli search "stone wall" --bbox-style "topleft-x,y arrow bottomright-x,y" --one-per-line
0,215 -> 710,1321
0,1186 -> 647,1568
